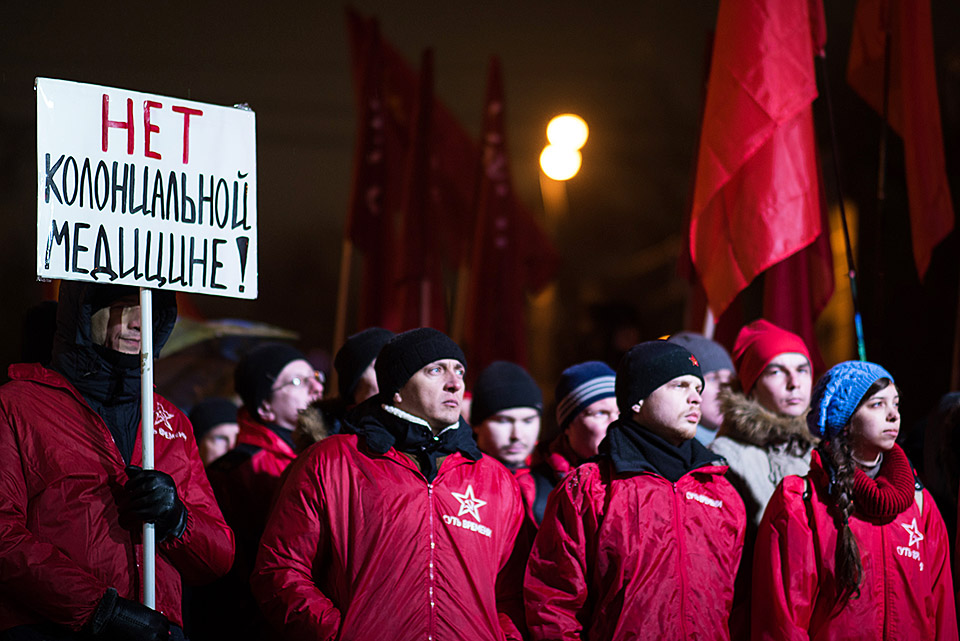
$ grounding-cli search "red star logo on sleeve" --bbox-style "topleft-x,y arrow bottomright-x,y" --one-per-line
451,485 -> 487,522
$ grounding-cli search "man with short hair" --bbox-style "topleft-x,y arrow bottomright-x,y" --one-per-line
0,282 -> 234,640
667,331 -> 735,445
471,361 -> 544,526
252,328 -> 526,640
525,341 -> 745,640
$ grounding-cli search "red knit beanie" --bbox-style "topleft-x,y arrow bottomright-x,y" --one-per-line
732,319 -> 810,394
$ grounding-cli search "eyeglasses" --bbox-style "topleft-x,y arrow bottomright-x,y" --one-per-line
273,370 -> 325,391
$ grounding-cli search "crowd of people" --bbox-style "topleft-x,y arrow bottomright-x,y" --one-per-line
0,282 -> 958,640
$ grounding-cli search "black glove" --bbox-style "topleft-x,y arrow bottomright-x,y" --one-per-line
90,588 -> 170,641
118,466 -> 188,541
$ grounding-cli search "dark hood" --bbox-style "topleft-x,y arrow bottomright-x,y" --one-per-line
49,281 -> 177,464
51,281 -> 178,379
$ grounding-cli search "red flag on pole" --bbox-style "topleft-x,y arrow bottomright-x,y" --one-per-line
689,0 -> 824,318
463,57 -> 558,372
344,14 -> 402,329
345,8 -> 479,331
847,0 -> 954,279
394,49 -> 448,331
762,151 -> 834,372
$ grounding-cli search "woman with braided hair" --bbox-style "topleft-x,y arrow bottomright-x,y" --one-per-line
751,361 -> 957,640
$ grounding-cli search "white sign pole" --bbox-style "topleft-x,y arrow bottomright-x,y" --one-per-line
36,78 -> 259,610
139,287 -> 156,609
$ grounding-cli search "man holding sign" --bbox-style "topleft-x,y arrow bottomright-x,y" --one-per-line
0,282 -> 235,640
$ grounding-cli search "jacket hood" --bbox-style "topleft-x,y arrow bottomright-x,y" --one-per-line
293,398 -> 341,453
716,386 -> 818,450
51,281 -> 178,377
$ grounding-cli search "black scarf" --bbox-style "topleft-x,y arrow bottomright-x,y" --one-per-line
54,345 -> 143,464
355,407 -> 481,482
600,418 -> 721,483
266,422 -> 297,451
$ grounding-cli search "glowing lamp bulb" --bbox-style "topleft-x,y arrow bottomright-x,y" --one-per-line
540,145 -> 582,181
546,114 -> 589,150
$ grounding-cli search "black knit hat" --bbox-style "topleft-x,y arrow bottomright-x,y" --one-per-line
334,327 -> 395,403
615,340 -> 704,412
470,361 -> 543,425
234,342 -> 308,412
188,398 -> 239,439
375,328 -> 466,396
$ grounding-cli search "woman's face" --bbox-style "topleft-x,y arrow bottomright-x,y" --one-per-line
849,382 -> 900,463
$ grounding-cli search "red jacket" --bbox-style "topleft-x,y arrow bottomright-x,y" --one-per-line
235,408 -> 298,475
251,431 -> 526,641
0,364 -> 234,631
207,409 -> 297,559
752,448 -> 957,641
525,457 -> 745,640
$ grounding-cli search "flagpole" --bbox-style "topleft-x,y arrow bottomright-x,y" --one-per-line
332,238 -> 354,380
139,287 -> 156,609
815,52 -> 867,361
450,262 -> 469,343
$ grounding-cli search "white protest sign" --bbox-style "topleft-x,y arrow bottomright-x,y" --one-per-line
36,78 -> 258,298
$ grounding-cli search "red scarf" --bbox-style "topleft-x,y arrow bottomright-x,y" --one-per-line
852,445 -> 915,519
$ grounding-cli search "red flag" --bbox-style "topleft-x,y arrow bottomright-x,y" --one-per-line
463,58 -> 559,372
689,0 -> 823,317
847,0 -> 954,279
345,14 -> 402,329
345,8 -> 479,331
394,49 -> 447,331
762,149 -> 834,373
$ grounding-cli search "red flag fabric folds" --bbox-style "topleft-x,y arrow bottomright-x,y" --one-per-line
345,15 -> 400,329
394,49 -> 448,331
690,0 -> 823,317
464,57 -> 559,372
847,0 -> 954,279
345,8 -> 480,331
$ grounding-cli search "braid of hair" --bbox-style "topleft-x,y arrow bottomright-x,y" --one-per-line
823,429 -> 863,603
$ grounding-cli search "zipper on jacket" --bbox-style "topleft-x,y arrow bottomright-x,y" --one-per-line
427,482 -> 436,641
881,526 -> 890,640
672,482 -> 689,640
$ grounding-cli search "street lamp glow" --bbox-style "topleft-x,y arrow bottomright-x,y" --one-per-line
540,145 -> 582,181
546,114 -> 589,150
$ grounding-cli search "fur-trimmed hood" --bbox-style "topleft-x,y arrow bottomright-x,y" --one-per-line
293,399 -> 334,453
716,387 -> 819,451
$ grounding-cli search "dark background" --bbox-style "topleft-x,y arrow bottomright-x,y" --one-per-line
2,2 -> 958,429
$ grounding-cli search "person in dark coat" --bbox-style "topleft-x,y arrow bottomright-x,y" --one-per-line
0,282 -> 234,641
